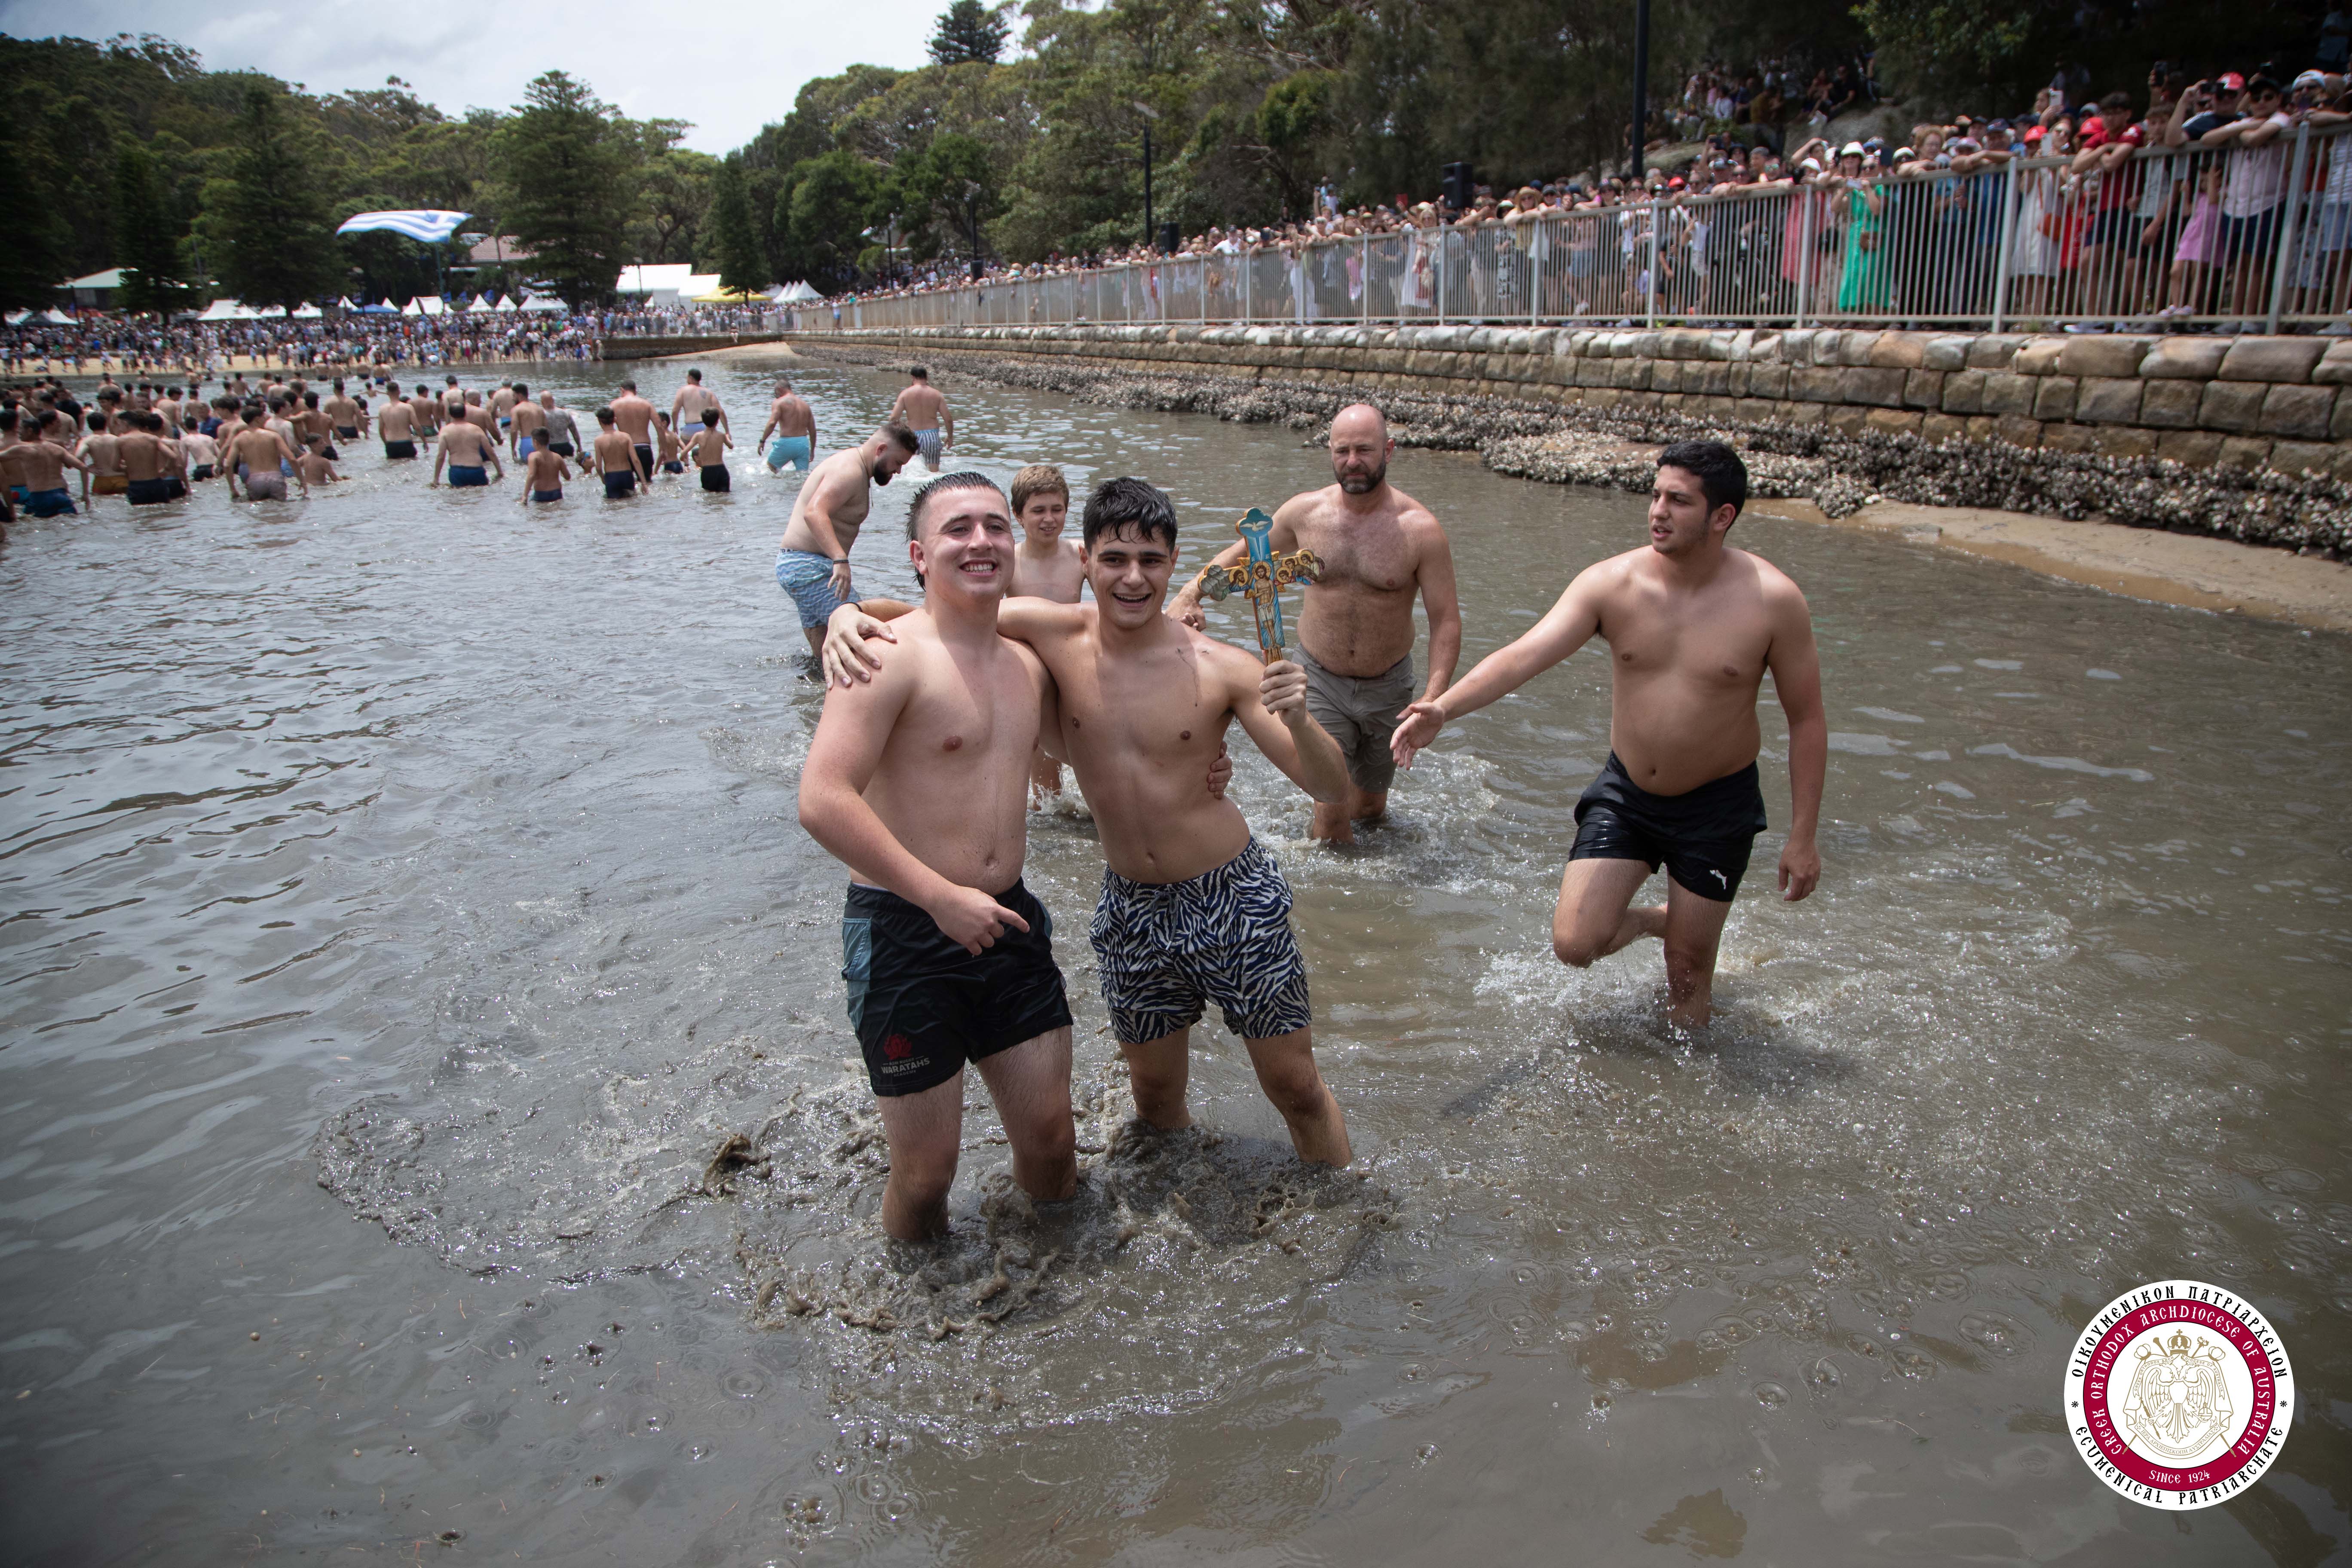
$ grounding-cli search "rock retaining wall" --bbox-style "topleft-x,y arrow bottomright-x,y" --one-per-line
786,325 -> 2352,558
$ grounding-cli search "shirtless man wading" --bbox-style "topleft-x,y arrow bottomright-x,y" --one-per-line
611,381 -> 657,484
773,425 -> 921,657
758,380 -> 818,473
887,367 -> 952,471
1171,403 -> 1462,844
672,370 -> 724,438
794,475 -> 1077,1243
378,386 -> 420,459
227,407 -> 303,502
1390,441 -> 1826,1029
825,478 -> 1357,1168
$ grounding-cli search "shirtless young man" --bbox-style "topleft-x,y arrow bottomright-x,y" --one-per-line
81,413 -> 124,502
794,472 -> 1078,1242
1389,441 -> 1826,1029
227,408 -> 303,502
688,421 -> 734,492
431,416 -> 504,488
1007,464 -> 1086,801
824,477 -> 1357,1167
1172,403 -> 1461,844
120,413 -> 179,505
12,412 -> 91,515
773,424 -> 921,657
591,406 -> 648,498
671,369 -> 724,437
758,380 -> 818,472
378,388 -> 420,459
181,415 -> 219,481
324,379 -> 364,445
508,383 -> 548,457
886,366 -> 952,471
407,382 -> 441,443
611,380 -> 657,479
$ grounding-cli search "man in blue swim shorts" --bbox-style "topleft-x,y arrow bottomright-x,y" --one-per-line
774,423 -> 920,657
887,366 -> 952,472
758,379 -> 817,473
432,416 -> 504,488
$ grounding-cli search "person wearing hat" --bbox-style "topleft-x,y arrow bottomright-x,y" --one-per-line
2073,90 -> 2151,327
1818,141 -> 1889,313
2199,75 -> 2293,326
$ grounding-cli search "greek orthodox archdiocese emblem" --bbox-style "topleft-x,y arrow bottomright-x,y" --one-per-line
2066,1280 -> 2294,1510
2121,1329 -> 2231,1460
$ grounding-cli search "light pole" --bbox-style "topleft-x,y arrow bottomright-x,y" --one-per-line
1134,101 -> 1161,252
1631,0 -> 1651,179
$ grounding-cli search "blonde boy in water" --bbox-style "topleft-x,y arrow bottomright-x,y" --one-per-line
1008,465 -> 1086,803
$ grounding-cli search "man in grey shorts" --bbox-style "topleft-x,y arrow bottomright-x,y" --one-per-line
1172,402 -> 1462,844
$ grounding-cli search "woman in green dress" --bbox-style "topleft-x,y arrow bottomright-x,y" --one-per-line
1828,143 -> 1890,313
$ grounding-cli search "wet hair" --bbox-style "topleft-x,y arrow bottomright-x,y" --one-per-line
686,369 -> 701,382
88,410 -> 106,432
909,365 -> 929,380
303,392 -> 319,409
1657,439 -> 1748,521
880,422 -> 920,455
512,383 -> 527,398
1010,463 -> 1069,517
1081,476 -> 1179,552
906,471 -> 1005,541
596,407 -> 616,425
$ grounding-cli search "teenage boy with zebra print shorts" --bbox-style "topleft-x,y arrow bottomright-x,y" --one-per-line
823,476 -> 1357,1167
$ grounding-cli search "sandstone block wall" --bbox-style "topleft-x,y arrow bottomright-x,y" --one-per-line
795,324 -> 2352,482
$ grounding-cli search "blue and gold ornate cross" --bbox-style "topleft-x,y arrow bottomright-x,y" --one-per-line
1193,508 -> 1324,664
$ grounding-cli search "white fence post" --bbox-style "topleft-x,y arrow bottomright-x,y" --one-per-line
2266,121 -> 2313,335
1989,159 -> 2019,335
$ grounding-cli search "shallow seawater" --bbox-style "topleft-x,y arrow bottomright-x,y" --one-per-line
2,357 -> 2348,1565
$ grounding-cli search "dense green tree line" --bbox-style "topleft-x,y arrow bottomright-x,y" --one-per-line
0,34 -> 714,309
0,0 -> 2308,309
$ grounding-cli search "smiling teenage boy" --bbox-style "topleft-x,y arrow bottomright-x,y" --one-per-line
824,478 -> 1357,1167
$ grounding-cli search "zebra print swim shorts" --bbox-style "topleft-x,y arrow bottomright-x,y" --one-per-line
1089,837 -> 1312,1045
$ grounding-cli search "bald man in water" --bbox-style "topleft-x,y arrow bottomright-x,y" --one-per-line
1171,402 -> 1462,844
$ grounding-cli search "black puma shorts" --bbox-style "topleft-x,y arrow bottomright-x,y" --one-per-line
841,880 -> 1072,1096
1570,751 -> 1768,902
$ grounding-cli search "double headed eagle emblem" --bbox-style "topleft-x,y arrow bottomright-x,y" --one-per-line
2121,1329 -> 2233,1460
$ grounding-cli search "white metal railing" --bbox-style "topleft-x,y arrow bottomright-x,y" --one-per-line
808,124 -> 2352,336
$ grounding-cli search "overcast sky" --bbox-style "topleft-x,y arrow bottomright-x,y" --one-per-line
0,0 -> 954,152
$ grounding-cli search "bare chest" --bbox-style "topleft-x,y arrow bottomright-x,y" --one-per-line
892,656 -> 1037,769
1605,606 -> 1770,690
1056,652 -> 1223,771
1298,515 -> 1418,595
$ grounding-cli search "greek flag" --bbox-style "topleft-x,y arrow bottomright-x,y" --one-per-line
336,210 -> 471,243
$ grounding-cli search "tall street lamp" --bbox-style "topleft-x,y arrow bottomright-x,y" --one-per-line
1631,0 -> 1651,179
1134,101 -> 1161,252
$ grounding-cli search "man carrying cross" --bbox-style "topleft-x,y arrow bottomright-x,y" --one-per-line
824,477 -> 1356,1167
1171,403 -> 1461,845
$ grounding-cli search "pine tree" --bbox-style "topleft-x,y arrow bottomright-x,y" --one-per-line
114,144 -> 193,314
206,86 -> 343,310
493,72 -> 638,309
708,156 -> 769,296
928,0 -> 1011,66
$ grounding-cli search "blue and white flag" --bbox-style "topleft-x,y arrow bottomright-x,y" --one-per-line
337,210 -> 471,244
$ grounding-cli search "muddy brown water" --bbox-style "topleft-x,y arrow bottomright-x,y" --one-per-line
2,360 -> 2347,1565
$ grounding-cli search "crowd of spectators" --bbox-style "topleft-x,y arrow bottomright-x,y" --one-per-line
834,56 -> 2352,335
0,297 -> 803,374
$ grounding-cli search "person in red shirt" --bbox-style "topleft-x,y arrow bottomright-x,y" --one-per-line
2074,91 -> 2150,325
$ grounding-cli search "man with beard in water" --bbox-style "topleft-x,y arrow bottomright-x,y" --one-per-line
774,425 -> 921,659
1169,403 -> 1461,845
1389,441 -> 1825,1029
797,474 -> 1236,1240
822,478 -> 1356,1169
